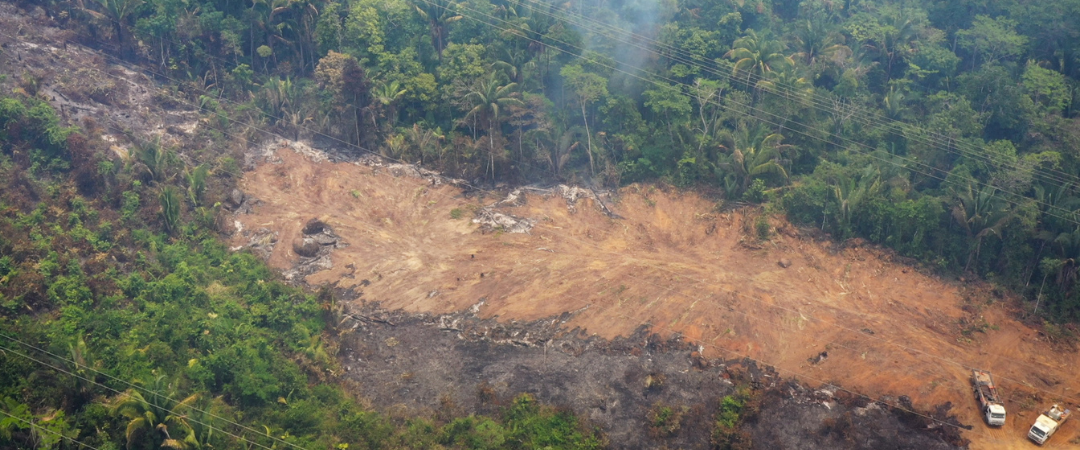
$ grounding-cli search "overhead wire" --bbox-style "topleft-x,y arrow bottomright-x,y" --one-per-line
8,0 -> 1080,407
0,337 -> 285,450
4,10 -> 1075,438
51,10 -> 1080,232
0,409 -> 102,450
502,0 -> 1080,222
59,9 -> 1080,223
509,0 -> 1080,192
413,0 -> 1080,228
397,0 -> 1080,408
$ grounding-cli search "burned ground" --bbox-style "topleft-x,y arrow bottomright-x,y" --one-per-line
234,142 -> 1080,448
337,303 -> 965,449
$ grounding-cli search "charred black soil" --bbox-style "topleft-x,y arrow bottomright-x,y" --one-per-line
337,302 -> 967,449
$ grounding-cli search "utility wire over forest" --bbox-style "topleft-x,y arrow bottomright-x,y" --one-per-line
44,0 -> 1078,321
2,0 -> 1080,448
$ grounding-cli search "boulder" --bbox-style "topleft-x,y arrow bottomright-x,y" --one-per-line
303,218 -> 327,235
292,238 -> 320,257
229,188 -> 245,207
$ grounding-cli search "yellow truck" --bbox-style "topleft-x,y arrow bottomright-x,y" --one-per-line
1028,404 -> 1071,445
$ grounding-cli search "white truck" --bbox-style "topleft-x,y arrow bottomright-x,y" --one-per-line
971,369 -> 1007,426
1028,404 -> 1071,445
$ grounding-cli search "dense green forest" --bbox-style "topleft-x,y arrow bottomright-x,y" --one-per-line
39,0 -> 1080,321
0,94 -> 607,448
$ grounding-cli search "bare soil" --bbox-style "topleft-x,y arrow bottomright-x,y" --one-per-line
235,143 -> 1080,449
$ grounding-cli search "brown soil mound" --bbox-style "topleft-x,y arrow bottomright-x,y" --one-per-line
236,143 -> 1080,449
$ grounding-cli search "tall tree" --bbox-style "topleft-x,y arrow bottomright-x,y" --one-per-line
718,126 -> 792,197
559,64 -> 607,177
462,71 -> 524,181
724,30 -> 794,86
412,0 -> 462,60
792,18 -> 850,69
951,183 -> 1016,272
956,15 -> 1027,69
89,0 -> 145,58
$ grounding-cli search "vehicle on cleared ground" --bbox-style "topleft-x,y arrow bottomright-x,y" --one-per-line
971,369 -> 1007,426
1028,404 -> 1071,445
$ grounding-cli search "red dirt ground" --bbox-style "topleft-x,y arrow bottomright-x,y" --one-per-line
236,144 -> 1080,449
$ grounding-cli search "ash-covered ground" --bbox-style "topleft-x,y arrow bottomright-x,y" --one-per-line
337,302 -> 968,449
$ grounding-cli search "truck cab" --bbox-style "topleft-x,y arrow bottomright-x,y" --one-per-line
1028,405 -> 1071,445
984,404 -> 1006,426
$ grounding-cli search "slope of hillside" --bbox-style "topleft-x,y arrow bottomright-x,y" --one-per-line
2,2 -> 1074,445
236,142 -> 1080,449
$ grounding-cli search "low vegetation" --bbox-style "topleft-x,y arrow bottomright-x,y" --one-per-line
710,386 -> 759,450
0,95 -> 603,449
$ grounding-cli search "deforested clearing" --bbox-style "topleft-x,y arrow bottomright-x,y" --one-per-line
237,143 -> 1080,449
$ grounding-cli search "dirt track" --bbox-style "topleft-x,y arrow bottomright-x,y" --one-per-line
236,143 -> 1080,449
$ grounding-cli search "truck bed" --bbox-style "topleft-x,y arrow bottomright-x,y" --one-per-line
972,369 -> 995,387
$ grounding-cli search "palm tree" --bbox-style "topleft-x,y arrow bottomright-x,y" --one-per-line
371,80 -> 406,129
951,183 -> 1015,272
52,334 -> 98,412
133,138 -> 171,183
185,165 -> 208,207
111,376 -> 198,449
724,30 -> 794,87
462,71 -> 524,181
412,0 -> 462,60
88,0 -> 145,58
718,126 -> 793,197
791,19 -> 851,69
268,0 -> 319,72
533,123 -> 582,178
1026,183 -> 1080,284
831,165 -> 882,237
864,14 -> 919,82
382,133 -> 406,160
259,77 -> 310,138
159,186 -> 182,235
405,123 -> 445,165
755,67 -> 813,103
882,86 -> 906,120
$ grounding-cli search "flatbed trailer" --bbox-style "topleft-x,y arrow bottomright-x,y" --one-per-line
971,369 -> 1006,426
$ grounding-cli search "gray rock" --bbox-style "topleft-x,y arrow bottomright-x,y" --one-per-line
292,238 -> 320,257
230,188 -> 245,207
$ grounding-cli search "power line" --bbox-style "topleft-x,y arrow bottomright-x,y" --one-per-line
0,336 -> 286,450
509,0 -> 1080,191
406,0 -> 1080,407
503,0 -> 1080,218
4,17 -> 1075,438
53,8 -> 1080,221
417,0 -> 1080,228
11,2 -> 1080,407
0,409 -> 102,450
